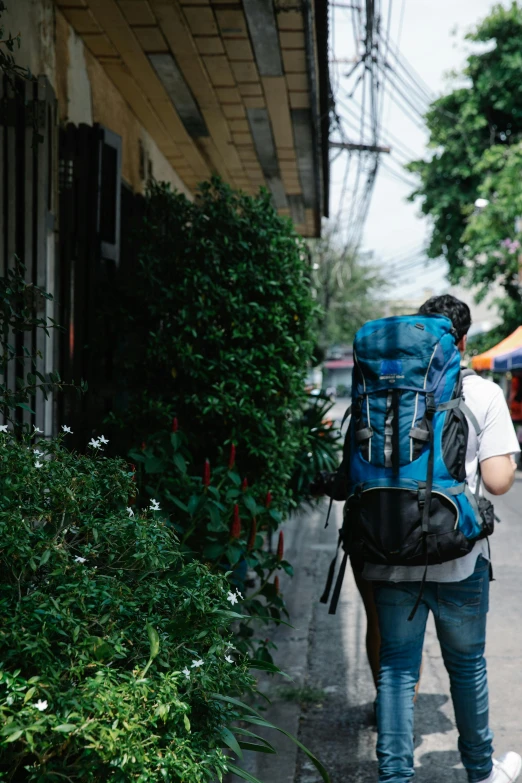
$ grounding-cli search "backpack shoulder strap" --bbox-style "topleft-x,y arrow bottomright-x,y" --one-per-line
340,404 -> 352,429
458,399 -> 481,438
436,368 -> 482,438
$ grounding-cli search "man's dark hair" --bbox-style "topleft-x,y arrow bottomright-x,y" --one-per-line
418,294 -> 471,342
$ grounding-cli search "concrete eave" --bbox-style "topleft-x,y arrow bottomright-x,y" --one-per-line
54,0 -> 329,237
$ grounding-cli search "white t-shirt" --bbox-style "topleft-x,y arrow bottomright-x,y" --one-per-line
363,373 -> 520,583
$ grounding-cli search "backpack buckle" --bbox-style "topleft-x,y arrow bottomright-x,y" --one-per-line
425,393 -> 436,418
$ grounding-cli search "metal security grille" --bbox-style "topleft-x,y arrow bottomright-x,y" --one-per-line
57,123 -> 122,446
0,75 -> 58,434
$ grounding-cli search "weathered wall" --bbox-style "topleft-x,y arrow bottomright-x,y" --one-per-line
5,0 -> 56,85
4,0 -> 191,197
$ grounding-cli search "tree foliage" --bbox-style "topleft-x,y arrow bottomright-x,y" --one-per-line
310,222 -> 386,349
408,2 -> 522,331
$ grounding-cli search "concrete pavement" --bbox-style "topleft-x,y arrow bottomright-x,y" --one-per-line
232,473 -> 522,783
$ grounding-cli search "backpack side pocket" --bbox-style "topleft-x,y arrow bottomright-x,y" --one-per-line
475,496 -> 495,539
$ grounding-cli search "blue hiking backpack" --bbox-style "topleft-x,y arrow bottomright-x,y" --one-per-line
320,313 -> 495,616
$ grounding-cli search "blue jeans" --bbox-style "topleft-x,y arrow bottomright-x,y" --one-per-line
373,556 -> 493,783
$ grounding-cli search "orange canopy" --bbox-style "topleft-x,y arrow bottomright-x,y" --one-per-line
471,326 -> 522,371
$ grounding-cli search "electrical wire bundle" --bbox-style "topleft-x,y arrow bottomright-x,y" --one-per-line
327,0 -> 449,295
329,0 -> 439,262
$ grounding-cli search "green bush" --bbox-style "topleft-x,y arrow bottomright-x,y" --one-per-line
289,395 -> 342,503
114,176 -> 318,512
0,430 -> 264,781
128,422 -> 294,660
0,430 -> 329,782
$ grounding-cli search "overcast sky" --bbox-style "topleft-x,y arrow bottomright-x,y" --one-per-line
329,0 -> 504,300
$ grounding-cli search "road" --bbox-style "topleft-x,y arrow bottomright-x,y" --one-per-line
231,472 -> 522,783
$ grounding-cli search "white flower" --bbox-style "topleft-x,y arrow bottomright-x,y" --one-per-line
235,590 -> 243,600
62,425 -> 72,434
149,499 -> 161,511
225,655 -> 234,664
182,667 -> 191,680
0,425 -> 8,433
127,507 -> 134,518
34,699 -> 48,711
191,658 -> 204,668
74,556 -> 86,564
98,434 -> 109,444
33,426 -> 42,434
34,461 -> 43,469
227,591 -> 238,605
88,438 -> 101,449
33,449 -> 43,456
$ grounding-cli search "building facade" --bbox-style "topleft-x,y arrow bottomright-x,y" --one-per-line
1,0 -> 329,439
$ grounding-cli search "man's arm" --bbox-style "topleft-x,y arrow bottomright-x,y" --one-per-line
480,454 -> 517,495
475,382 -> 520,496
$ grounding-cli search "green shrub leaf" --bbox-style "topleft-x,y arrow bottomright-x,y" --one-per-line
146,623 -> 160,660
238,741 -> 275,754
221,727 -> 242,759
225,763 -> 264,783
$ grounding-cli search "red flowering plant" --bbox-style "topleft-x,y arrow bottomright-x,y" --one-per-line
128,427 -> 294,661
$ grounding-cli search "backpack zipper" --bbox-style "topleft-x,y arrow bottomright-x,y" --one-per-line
356,485 -> 460,528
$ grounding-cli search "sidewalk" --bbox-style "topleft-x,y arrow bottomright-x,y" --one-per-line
233,473 -> 522,783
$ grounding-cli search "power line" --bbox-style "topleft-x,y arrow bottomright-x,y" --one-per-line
384,0 -> 407,126
334,149 -> 353,228
331,0 -> 397,250
335,102 -> 417,184
376,59 -> 429,119
387,254 -> 431,274
381,59 -> 430,115
382,242 -> 427,264
386,37 -> 435,103
379,73 -> 427,129
336,97 -> 420,159
342,63 -> 369,246
380,159 -> 418,188
331,141 -> 391,152
392,258 -> 446,280
375,0 -> 394,143
338,94 -> 421,160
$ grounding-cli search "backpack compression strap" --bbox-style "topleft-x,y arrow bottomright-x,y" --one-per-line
407,392 -> 436,622
323,405 -> 352,530
319,532 -> 341,605
319,405 -> 352,611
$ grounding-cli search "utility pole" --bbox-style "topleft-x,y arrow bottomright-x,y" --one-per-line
329,141 -> 391,154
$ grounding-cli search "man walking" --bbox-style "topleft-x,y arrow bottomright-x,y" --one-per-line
320,295 -> 521,783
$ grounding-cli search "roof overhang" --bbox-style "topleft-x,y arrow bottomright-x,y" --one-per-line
55,0 -> 329,236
